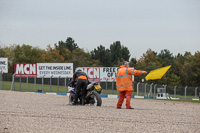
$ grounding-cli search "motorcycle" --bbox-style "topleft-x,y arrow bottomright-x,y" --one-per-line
68,81 -> 103,106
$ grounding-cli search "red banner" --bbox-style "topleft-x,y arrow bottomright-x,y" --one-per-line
14,63 -> 37,78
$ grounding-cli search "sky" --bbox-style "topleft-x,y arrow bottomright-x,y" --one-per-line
0,0 -> 200,59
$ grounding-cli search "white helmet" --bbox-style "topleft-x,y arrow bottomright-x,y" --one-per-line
75,67 -> 82,72
123,61 -> 129,67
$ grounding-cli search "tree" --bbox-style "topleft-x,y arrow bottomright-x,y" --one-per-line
191,51 -> 200,86
129,57 -> 137,67
91,45 -> 111,66
55,37 -> 78,53
121,46 -> 130,62
135,49 -> 161,83
136,48 -> 160,71
0,48 -> 5,57
180,51 -> 200,86
54,37 -> 78,61
65,37 -> 79,52
110,41 -> 130,66
157,49 -> 174,67
71,48 -> 100,70
13,44 -> 43,63
110,41 -> 122,65
0,45 -> 16,73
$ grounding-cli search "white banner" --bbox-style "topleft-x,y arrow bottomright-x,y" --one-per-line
0,58 -> 8,73
78,67 -> 134,81
37,63 -> 73,78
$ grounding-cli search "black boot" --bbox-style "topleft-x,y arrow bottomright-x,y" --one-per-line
82,96 -> 85,105
73,93 -> 78,105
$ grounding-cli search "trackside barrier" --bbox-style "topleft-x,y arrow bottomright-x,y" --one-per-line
136,83 -> 200,100
10,74 -> 70,93
5,73 -> 200,100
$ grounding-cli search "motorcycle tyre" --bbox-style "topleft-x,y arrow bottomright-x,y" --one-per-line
90,91 -> 102,106
69,94 -> 75,105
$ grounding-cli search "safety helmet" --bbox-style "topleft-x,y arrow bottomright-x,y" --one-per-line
123,61 -> 129,65
123,61 -> 129,67
75,67 -> 82,72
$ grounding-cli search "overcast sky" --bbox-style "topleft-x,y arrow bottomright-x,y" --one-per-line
0,0 -> 200,59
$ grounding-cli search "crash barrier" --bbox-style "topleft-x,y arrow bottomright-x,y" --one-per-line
8,74 -> 118,94
0,73 -> 200,100
10,74 -> 70,93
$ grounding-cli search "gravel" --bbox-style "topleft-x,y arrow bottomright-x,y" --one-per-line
0,90 -> 200,133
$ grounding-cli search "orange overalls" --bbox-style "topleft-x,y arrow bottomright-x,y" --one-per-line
115,65 -> 146,109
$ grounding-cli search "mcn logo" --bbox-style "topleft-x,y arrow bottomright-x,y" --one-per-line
15,63 -> 37,75
81,68 -> 100,80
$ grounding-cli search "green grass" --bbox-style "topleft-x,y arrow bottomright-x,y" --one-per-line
2,81 -> 67,93
1,81 -> 120,94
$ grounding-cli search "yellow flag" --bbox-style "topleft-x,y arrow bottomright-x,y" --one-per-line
145,65 -> 171,81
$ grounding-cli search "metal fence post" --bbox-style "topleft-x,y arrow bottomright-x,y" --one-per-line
164,85 -> 167,93
0,71 -> 3,90
195,87 -> 198,99
57,76 -> 61,93
26,75 -> 29,92
65,77 -> 67,93
137,82 -> 140,96
174,85 -> 177,98
42,75 -> 45,92
145,83 -> 147,96
19,74 -> 22,91
106,79 -> 108,94
11,73 -> 16,91
50,75 -> 53,92
154,84 -> 157,97
34,75 -> 37,92
185,86 -> 188,99
148,83 -> 153,97
151,83 -> 153,97
112,79 -> 114,94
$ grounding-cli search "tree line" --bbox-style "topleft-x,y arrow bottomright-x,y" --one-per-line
0,37 -> 199,87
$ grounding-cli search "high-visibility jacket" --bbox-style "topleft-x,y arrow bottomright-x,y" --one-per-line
115,65 -> 146,92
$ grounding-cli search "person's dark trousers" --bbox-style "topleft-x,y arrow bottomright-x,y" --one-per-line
75,79 -> 88,105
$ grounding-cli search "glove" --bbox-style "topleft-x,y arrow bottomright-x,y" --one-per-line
143,71 -> 148,74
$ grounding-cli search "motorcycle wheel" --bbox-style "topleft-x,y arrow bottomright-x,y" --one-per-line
69,94 -> 75,105
89,91 -> 102,106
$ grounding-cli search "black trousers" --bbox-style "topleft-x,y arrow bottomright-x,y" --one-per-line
74,79 -> 88,105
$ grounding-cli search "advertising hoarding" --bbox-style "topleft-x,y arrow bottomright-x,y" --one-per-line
14,63 -> 73,78
0,58 -> 8,73
37,63 -> 73,78
77,67 -> 115,81
78,67 -> 134,81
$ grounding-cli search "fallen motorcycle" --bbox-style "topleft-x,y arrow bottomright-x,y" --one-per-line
68,82 -> 102,106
